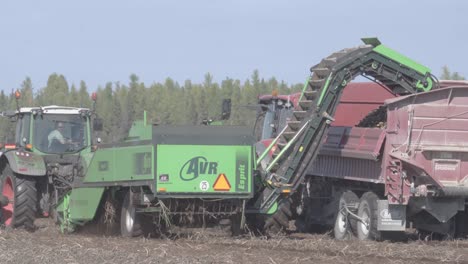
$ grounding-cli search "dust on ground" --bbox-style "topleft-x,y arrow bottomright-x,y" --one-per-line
0,218 -> 467,264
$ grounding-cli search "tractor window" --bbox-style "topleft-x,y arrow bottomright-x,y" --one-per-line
32,114 -> 88,154
15,114 -> 31,147
261,107 -> 274,140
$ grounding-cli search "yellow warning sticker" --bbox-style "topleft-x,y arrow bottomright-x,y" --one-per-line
213,173 -> 231,191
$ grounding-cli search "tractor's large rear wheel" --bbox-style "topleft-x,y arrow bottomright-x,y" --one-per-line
1,164 -> 37,229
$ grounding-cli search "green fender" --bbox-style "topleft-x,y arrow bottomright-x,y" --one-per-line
2,150 -> 46,176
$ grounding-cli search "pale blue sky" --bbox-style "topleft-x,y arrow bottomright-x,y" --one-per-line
1,0 -> 467,92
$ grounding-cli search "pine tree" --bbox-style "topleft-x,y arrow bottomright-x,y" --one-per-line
36,73 -> 70,105
78,81 -> 91,108
69,84 -> 80,107
20,77 -> 34,106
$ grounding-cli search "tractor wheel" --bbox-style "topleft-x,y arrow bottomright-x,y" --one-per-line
356,192 -> 381,241
120,191 -> 143,237
14,176 -> 38,229
333,191 -> 359,240
0,165 -> 37,229
263,199 -> 292,235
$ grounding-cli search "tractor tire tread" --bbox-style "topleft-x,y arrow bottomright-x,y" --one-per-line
13,176 -> 37,228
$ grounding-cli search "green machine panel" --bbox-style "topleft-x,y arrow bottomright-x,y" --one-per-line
56,187 -> 105,222
156,144 -> 252,197
84,144 -> 154,183
68,187 -> 104,220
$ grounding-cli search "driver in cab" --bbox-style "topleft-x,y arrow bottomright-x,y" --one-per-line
48,121 -> 70,151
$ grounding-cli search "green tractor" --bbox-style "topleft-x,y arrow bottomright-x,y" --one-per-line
0,92 -> 102,228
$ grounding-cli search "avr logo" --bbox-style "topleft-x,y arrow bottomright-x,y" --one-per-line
180,156 -> 218,181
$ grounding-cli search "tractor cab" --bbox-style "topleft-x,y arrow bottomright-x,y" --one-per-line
13,106 -> 92,154
0,92 -> 104,229
256,92 -> 299,141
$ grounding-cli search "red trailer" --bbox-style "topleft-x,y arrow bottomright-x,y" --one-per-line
256,81 -> 468,240
303,83 -> 468,240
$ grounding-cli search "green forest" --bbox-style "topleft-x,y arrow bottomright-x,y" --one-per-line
0,67 -> 464,143
0,70 -> 304,143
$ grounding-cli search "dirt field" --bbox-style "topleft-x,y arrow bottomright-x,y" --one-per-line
0,219 -> 467,264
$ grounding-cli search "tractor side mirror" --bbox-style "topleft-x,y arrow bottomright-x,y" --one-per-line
221,99 -> 231,120
93,118 -> 103,131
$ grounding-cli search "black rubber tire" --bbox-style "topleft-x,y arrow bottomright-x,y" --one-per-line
263,199 -> 292,234
356,192 -> 381,241
0,164 -> 37,229
333,191 -> 359,240
120,191 -> 143,237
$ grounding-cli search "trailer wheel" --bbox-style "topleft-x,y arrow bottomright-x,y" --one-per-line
120,191 -> 143,237
334,191 -> 359,240
1,165 -> 37,229
356,192 -> 381,241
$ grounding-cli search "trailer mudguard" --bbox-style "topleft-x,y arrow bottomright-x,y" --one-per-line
2,150 -> 46,176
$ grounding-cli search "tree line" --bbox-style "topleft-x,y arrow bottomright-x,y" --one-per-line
0,67 -> 464,143
0,70 -> 303,143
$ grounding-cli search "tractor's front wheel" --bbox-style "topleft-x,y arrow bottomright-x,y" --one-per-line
0,164 -> 37,229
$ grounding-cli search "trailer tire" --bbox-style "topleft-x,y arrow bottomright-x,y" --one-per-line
356,192 -> 381,241
120,191 -> 143,237
334,191 -> 359,240
1,165 -> 37,229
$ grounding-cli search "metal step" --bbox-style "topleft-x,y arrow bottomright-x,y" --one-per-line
287,120 -> 301,131
303,90 -> 318,100
293,110 -> 307,120
281,131 -> 296,141
322,57 -> 337,67
311,67 -> 330,78
309,79 -> 325,89
330,51 -> 348,58
298,100 -> 314,111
